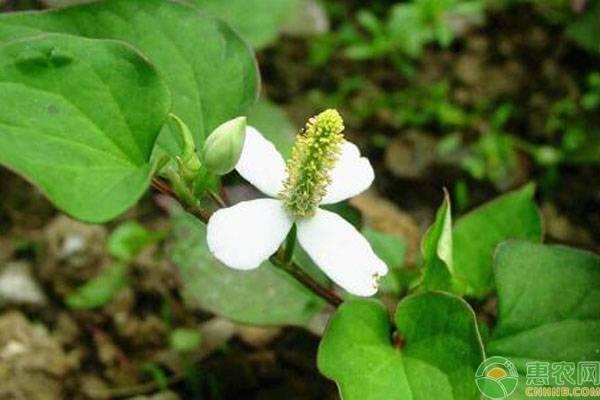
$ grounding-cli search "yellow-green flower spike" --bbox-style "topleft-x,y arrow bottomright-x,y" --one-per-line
280,109 -> 345,218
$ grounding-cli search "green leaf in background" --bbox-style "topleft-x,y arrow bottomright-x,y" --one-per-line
453,184 -> 542,298
247,98 -> 297,158
318,292 -> 485,400
487,241 -> 600,399
0,0 -> 259,155
192,0 -> 301,49
0,34 -> 170,222
170,208 -> 324,326
363,228 -> 407,294
108,221 -> 165,263
169,328 -> 203,354
566,0 -> 600,54
42,0 -> 93,7
421,190 -> 455,292
364,228 -> 406,268
65,263 -> 129,309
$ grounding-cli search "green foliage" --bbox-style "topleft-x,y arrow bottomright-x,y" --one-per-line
487,241 -> 600,397
247,98 -> 297,158
108,222 -> 165,263
0,0 -> 258,221
65,263 -> 129,310
170,328 -> 203,354
566,0 -> 600,54
0,0 -> 259,155
363,228 -> 407,294
170,208 -> 324,326
364,229 -> 406,269
420,191 -> 455,292
540,72 -> 600,165
341,0 -> 485,68
453,184 -> 542,298
192,0 -> 300,49
318,292 -> 485,399
459,103 -> 520,188
0,34 -> 170,222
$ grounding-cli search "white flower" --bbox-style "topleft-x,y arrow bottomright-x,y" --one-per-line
206,126 -> 388,297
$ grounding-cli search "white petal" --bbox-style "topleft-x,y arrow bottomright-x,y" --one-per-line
235,126 -> 287,197
207,199 -> 293,270
321,141 -> 375,204
296,208 -> 387,296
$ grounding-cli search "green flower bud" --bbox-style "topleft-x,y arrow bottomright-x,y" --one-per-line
202,116 -> 247,175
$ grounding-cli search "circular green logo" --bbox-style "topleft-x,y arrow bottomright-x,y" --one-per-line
475,356 -> 519,399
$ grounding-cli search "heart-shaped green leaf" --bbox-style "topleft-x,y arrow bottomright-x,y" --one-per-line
486,241 -> 600,398
0,0 -> 259,154
453,184 -> 542,298
170,208 -> 324,326
318,292 -> 485,399
0,34 -> 170,222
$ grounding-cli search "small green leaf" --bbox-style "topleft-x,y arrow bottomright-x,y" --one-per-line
453,184 -> 542,298
108,222 -> 165,262
170,328 -> 203,353
65,263 -> 129,310
0,34 -> 170,222
318,292 -> 485,400
487,241 -> 600,398
421,190 -> 455,292
143,363 -> 169,392
170,209 -> 324,326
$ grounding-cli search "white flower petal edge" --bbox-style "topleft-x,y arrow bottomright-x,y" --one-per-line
207,199 -> 293,270
320,141 -> 375,205
235,126 -> 287,197
296,208 -> 388,296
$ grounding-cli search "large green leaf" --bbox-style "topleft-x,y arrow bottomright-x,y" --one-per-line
192,0 -> 300,49
170,208 -> 324,326
453,184 -> 542,298
0,0 -> 259,154
487,241 -> 600,398
0,34 -> 170,222
318,292 -> 485,400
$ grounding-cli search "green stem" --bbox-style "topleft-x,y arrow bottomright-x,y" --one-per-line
164,168 -> 199,209
270,255 -> 342,307
151,175 -> 342,308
